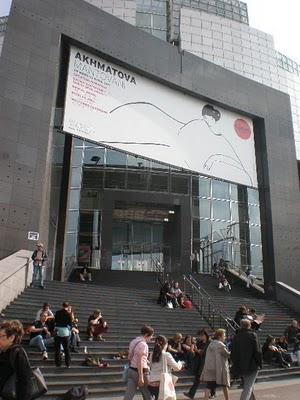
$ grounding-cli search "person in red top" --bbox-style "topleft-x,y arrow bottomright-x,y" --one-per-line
123,325 -> 154,400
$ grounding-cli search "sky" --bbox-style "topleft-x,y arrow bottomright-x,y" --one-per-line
0,0 -> 299,63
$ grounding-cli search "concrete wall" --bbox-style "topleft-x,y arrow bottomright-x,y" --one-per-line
276,282 -> 300,316
0,249 -> 33,313
0,0 -> 299,290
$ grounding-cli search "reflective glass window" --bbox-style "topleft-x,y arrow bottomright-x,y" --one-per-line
212,220 -> 228,240
153,224 -> 163,243
212,180 -> 229,199
80,190 -> 101,210
230,184 -> 238,201
171,175 -> 189,194
149,173 -> 168,192
231,202 -> 239,222
136,12 -> 151,26
72,148 -> 83,167
248,205 -> 261,225
250,245 -> 263,267
199,198 -> 211,218
153,14 -> 166,29
73,137 -> 84,147
132,222 -> 151,243
69,189 -> 80,209
65,233 -> 77,257
82,169 -> 104,189
66,210 -> 79,232
200,219 -> 211,240
105,171 -> 126,189
70,167 -> 82,188
127,172 -> 148,190
212,199 -> 230,221
127,155 -> 150,169
106,149 -> 127,167
151,160 -> 169,171
152,29 -> 167,41
53,147 -> 65,165
250,224 -> 262,245
83,147 -> 105,167
248,188 -> 259,205
112,222 -> 130,244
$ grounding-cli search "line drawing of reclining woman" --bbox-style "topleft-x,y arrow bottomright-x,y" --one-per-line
108,102 -> 254,186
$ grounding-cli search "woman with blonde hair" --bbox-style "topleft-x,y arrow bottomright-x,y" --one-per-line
200,328 -> 230,400
0,320 -> 32,400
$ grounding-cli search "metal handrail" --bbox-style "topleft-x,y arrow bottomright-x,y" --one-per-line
0,257 -> 31,287
183,274 -> 239,335
152,256 -> 167,286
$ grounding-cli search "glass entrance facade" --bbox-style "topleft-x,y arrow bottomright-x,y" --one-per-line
53,132 -> 263,280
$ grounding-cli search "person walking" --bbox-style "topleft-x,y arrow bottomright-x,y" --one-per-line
31,243 -> 47,289
54,302 -> 73,368
231,319 -> 262,400
123,325 -> 154,400
200,328 -> 231,400
148,335 -> 183,400
0,320 -> 32,400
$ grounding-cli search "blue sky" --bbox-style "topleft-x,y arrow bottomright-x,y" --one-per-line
0,0 -> 299,63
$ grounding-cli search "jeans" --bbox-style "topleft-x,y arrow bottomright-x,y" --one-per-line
32,264 -> 44,287
29,335 -> 54,352
123,368 -> 152,400
240,370 -> 258,400
55,336 -> 71,367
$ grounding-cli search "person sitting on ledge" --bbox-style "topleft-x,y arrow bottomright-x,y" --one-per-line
80,266 -> 92,282
87,309 -> 108,341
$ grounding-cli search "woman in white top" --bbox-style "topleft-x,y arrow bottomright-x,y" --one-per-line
148,335 -> 183,400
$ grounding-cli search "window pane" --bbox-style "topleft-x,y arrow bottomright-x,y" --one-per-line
127,172 -> 148,190
127,155 -> 150,169
200,219 -> 211,240
250,224 -> 262,245
171,175 -> 189,194
193,176 -> 211,197
105,171 -> 126,189
212,180 -> 229,199
212,220 -> 228,240
212,200 -> 230,221
199,198 -> 211,218
83,147 -> 105,167
136,12 -> 151,26
70,167 -> 82,188
69,189 -> 80,209
66,210 -> 79,232
65,233 -> 77,257
82,169 -> 104,189
152,29 -> 167,40
231,202 -> 239,222
106,149 -> 126,167
149,173 -> 168,192
153,14 -> 166,29
151,160 -> 169,171
72,148 -> 83,166
230,184 -> 238,201
80,190 -> 101,209
248,188 -> 259,205
248,205 -> 261,225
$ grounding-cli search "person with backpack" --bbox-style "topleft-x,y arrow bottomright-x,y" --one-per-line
123,325 -> 154,400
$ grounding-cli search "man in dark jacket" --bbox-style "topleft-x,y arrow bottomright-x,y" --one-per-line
183,329 -> 215,399
231,319 -> 262,400
54,302 -> 73,367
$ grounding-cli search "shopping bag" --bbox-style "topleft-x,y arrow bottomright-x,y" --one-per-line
158,353 -> 177,400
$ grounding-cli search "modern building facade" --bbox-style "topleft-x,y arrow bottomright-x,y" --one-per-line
0,0 -> 299,294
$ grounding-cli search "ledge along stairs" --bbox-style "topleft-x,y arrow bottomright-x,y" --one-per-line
1,270 -> 299,399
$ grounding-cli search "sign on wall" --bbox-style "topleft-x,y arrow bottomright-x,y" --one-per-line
63,46 -> 258,187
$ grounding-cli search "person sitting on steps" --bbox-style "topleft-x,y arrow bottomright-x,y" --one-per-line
28,311 -> 54,360
170,281 -> 184,307
87,309 -> 108,341
262,335 -> 291,368
167,333 -> 184,362
80,266 -> 92,282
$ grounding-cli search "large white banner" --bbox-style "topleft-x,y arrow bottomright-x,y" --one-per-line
63,46 -> 258,187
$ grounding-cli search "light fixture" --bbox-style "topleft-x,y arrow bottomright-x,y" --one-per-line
163,218 -> 169,222
168,210 -> 175,214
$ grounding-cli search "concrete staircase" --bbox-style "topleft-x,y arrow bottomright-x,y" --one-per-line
2,271 -> 300,399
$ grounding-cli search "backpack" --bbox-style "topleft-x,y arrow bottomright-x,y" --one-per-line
62,386 -> 88,400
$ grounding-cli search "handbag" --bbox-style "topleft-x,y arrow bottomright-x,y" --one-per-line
0,347 -> 47,400
122,339 -> 144,383
167,301 -> 173,309
158,353 -> 177,400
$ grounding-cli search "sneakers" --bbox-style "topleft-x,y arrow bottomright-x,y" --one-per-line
42,351 -> 48,360
88,336 -> 93,341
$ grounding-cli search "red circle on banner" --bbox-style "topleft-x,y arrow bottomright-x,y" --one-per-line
234,119 -> 251,140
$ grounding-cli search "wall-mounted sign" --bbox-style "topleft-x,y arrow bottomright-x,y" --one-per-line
63,46 -> 258,187
28,231 -> 39,241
